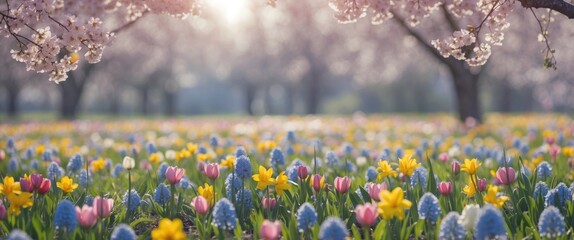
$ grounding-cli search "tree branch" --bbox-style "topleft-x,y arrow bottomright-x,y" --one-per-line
519,0 -> 574,19
111,12 -> 148,34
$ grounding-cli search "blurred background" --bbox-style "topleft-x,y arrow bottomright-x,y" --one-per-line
1,1 -> 573,121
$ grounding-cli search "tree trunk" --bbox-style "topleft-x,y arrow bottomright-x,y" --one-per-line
139,87 -> 149,115
58,64 -> 94,120
163,90 -> 177,116
264,85 -> 273,115
449,65 -> 482,123
244,83 -> 256,115
6,85 -> 20,118
305,71 -> 321,114
109,89 -> 120,115
499,80 -> 512,112
285,85 -> 295,115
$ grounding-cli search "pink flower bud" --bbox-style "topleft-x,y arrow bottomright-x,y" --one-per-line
549,145 -> 560,160
0,150 -> 4,161
355,203 -> 378,227
93,197 -> 114,218
165,166 -> 185,185
477,178 -> 487,192
439,153 -> 449,163
495,167 -> 516,185
205,163 -> 219,180
438,181 -> 453,196
197,161 -> 206,174
260,220 -> 281,240
311,174 -> 324,192
140,161 -> 152,171
191,196 -> 210,215
452,161 -> 461,176
262,197 -> 277,209
334,176 -> 351,194
297,165 -> 308,180
0,204 -> 5,220
367,182 -> 387,201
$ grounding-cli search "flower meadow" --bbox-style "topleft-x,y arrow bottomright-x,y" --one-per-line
1,114 -> 574,239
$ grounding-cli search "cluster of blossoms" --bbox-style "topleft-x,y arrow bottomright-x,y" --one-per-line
328,0 -> 515,66
0,0 -> 201,83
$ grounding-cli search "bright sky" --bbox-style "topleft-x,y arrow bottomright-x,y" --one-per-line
208,0 -> 251,24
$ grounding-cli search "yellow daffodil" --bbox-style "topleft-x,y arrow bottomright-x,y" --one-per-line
36,145 -> 45,155
151,218 -> 187,240
187,143 -> 198,154
252,166 -> 276,190
0,176 -> 21,196
398,155 -> 421,177
376,160 -> 398,180
7,192 -> 33,216
483,185 -> 509,208
149,153 -> 162,164
175,149 -> 191,161
258,141 -> 277,152
57,176 -> 79,193
275,171 -> 290,196
91,158 -> 107,172
377,187 -> 412,220
463,177 -> 477,198
221,155 -> 236,170
197,153 -> 213,162
460,158 -> 481,176
198,183 -> 214,205
563,147 -> 574,157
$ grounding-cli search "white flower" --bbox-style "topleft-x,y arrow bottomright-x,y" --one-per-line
459,204 -> 481,230
123,156 -> 136,170
356,157 -> 367,167
165,150 -> 177,160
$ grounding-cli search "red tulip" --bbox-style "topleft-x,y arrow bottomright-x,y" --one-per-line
30,174 -> 44,190
20,177 -> 33,193
355,203 -> 378,227
260,220 -> 281,240
0,202 -> 6,220
205,163 -> 219,180
495,167 -> 516,185
297,165 -> 308,180
37,178 -> 51,195
76,205 -> 97,228
165,166 -> 185,185
310,174 -> 324,192
334,176 -> 351,193
93,197 -> 114,218
191,196 -> 210,215
438,181 -> 453,196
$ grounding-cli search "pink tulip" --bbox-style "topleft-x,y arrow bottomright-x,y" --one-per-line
165,166 -> 185,185
452,161 -> 460,176
262,197 -> 276,209
30,174 -> 44,190
20,177 -> 33,193
260,220 -> 281,240
93,197 -> 114,218
549,145 -> 560,161
297,165 -> 308,180
37,178 -> 51,195
191,196 -> 210,215
546,137 -> 555,145
355,203 -> 378,227
311,174 -> 323,192
438,181 -> 453,196
140,161 -> 152,171
495,167 -> 516,185
334,176 -> 351,193
0,150 -> 4,161
477,178 -> 487,192
439,153 -> 449,163
205,163 -> 219,180
367,182 -> 387,201
76,205 -> 97,228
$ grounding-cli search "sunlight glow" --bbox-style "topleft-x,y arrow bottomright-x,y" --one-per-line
209,0 -> 250,24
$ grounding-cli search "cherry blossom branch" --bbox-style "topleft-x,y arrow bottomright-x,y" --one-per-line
111,11 -> 148,34
519,0 -> 574,19
530,8 -> 557,69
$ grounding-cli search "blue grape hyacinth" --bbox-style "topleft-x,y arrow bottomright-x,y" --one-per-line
212,198 -> 237,230
537,161 -> 552,180
53,200 -> 78,231
297,203 -> 318,232
534,181 -> 549,199
418,192 -> 442,223
410,167 -> 428,189
270,148 -> 285,166
319,217 -> 349,240
153,183 -> 171,205
111,224 -> 137,240
6,229 -> 32,240
234,155 -> 252,179
439,212 -> 466,240
67,154 -> 83,173
545,183 -> 572,208
538,206 -> 566,238
474,205 -> 507,240
225,173 -> 243,199
123,190 -> 141,211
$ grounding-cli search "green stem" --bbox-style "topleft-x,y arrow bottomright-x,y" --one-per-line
127,170 -> 131,221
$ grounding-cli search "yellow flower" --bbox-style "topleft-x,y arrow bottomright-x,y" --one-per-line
36,145 -> 45,155
252,166 -> 276,190
258,141 -> 276,152
187,143 -> 198,154
460,158 -> 482,176
91,158 -> 107,172
275,171 -> 290,196
149,153 -> 162,164
376,160 -> 398,180
398,155 -> 421,177
377,187 -> 412,220
563,147 -> 574,157
151,218 -> 187,240
483,185 -> 509,208
175,149 -> 191,162
0,176 -> 21,196
198,183 -> 214,205
7,192 -> 33,216
197,153 -> 213,162
57,176 -> 79,193
463,177 -> 477,198
221,155 -> 236,170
